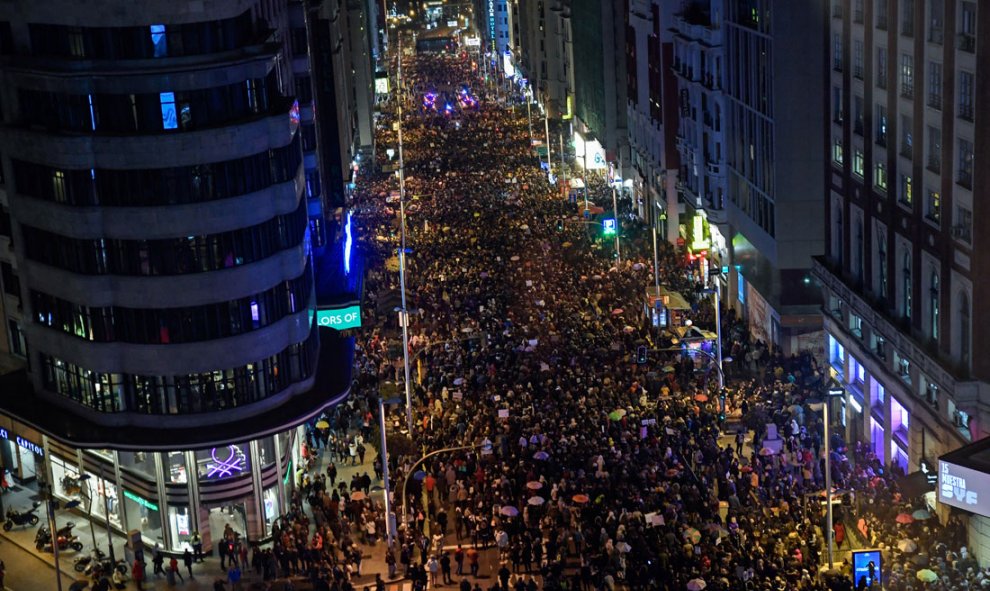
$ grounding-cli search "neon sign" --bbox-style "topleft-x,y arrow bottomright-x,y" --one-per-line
488,0 -> 496,52
344,211 -> 353,274
206,445 -> 246,478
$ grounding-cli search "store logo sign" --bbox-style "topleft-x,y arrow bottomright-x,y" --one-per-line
316,305 -> 362,330
0,428 -> 44,457
123,490 -> 159,512
206,445 -> 246,478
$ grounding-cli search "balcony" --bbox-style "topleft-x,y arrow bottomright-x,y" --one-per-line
958,33 -> 976,53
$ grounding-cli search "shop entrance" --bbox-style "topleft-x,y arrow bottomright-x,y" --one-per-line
208,503 -> 247,544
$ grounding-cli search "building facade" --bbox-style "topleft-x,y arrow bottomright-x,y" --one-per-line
815,0 -> 987,477
0,0 -> 354,552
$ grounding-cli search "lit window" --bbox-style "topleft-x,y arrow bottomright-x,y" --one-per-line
160,92 -> 178,130
150,24 -> 167,57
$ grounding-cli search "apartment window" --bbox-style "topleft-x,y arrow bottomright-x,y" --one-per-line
854,0 -> 865,22
900,115 -> 913,159
876,0 -> 888,29
955,206 -> 973,243
926,189 -> 940,222
902,0 -> 914,36
833,34 -> 843,71
900,174 -> 912,205
926,126 -> 941,173
875,104 -> 888,145
900,54 -> 913,98
958,71 -> 974,120
854,149 -> 865,177
854,96 -> 864,135
832,86 -> 844,123
902,252 -> 912,319
832,0 -> 843,19
874,162 -> 888,191
928,0 -> 944,43
930,272 -> 940,341
960,292 -> 971,367
957,138 -> 973,188
927,62 -> 942,109
149,24 -> 167,58
877,228 -> 888,298
833,137 -> 844,165
959,2 -> 976,52
854,40 -> 864,79
877,47 -> 888,89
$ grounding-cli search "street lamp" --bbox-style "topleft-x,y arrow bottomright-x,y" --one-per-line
401,444 -> 482,534
76,474 -> 98,555
810,386 -> 845,571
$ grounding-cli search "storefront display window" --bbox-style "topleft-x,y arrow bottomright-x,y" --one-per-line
262,486 -> 279,535
168,505 -> 193,551
165,451 -> 187,483
258,437 -> 276,467
118,451 -> 157,482
195,443 -> 249,480
49,454 -> 82,498
123,489 -> 163,544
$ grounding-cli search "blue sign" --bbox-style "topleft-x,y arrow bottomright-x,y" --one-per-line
852,550 -> 881,588
0,429 -> 44,457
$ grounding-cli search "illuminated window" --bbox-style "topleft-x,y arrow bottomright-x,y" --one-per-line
150,24 -> 167,57
160,92 -> 177,130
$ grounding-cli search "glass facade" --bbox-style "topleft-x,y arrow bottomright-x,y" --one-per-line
29,425 -> 299,552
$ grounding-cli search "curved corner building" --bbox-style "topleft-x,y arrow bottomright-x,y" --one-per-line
0,0 -> 353,552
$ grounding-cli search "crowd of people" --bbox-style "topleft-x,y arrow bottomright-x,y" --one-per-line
262,34 -> 982,591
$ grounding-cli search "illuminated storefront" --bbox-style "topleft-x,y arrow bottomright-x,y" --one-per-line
5,417 -> 302,553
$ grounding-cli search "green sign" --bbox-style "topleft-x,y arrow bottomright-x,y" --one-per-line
315,305 -> 362,330
123,490 -> 159,512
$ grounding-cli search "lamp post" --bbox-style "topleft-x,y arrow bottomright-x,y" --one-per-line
609,162 -> 621,264
394,34 -> 415,435
698,288 -> 725,390
812,386 -> 845,571
378,396 -> 400,548
76,474 -> 98,554
542,94 -> 552,173
525,85 -> 533,144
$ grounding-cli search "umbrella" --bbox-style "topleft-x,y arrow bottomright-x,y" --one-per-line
500,506 -> 519,517
687,578 -> 707,591
533,451 -> 550,461
913,554 -> 930,566
895,513 -> 915,524
315,420 -> 330,429
694,394 -> 709,403
683,528 -> 702,544
896,539 -> 918,553
453,377 -> 466,386
511,255 -> 521,261
665,468 -> 681,478
662,365 -> 676,373
413,470 -> 427,481
526,481 -> 543,490
592,275 -> 602,280
759,447 -> 776,456
623,325 -> 636,334
612,308 -> 624,315
912,509 -> 932,520
572,494 -> 590,504
527,496 -> 545,506
350,491 -> 367,501
616,542 -> 632,553
740,466 -> 753,473
520,224 -> 530,230
632,262 -> 645,271
564,242 -> 574,248
608,409 -> 627,421
916,569 -> 938,583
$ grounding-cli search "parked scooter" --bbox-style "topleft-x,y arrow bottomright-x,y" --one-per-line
84,557 -> 127,578
73,548 -> 106,571
35,522 -> 83,552
3,501 -> 40,531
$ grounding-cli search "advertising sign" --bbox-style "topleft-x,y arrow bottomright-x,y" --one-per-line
464,36 -> 481,47
316,304 -> 363,330
487,0 -> 496,52
939,459 -> 990,516
375,75 -> 390,95
851,550 -> 882,588
585,139 -> 606,170
503,53 -> 515,77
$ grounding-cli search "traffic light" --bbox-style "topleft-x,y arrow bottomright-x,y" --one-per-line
636,345 -> 648,365
556,219 -> 564,232
603,218 -> 616,236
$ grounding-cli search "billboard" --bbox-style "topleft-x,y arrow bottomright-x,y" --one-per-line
939,459 -> 990,516
585,139 -> 606,170
851,550 -> 882,588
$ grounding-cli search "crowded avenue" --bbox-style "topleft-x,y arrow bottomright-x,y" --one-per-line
272,33 -> 987,591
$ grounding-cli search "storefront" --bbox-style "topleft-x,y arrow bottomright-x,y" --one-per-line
2,416 -> 302,553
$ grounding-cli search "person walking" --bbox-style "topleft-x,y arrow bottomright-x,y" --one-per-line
184,548 -> 195,579
440,551 -> 453,585
152,546 -> 166,578
427,555 -> 440,588
192,531 -> 204,563
454,545 -> 464,576
132,558 -> 146,591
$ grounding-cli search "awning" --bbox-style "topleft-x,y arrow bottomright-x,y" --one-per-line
647,286 -> 691,311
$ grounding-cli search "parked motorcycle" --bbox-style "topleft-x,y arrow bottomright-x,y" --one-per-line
3,501 -> 40,531
84,557 -> 127,578
73,548 -> 106,571
35,522 -> 83,552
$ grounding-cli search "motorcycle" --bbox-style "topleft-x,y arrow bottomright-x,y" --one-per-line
73,548 -> 106,571
3,502 -> 41,531
35,522 -> 84,552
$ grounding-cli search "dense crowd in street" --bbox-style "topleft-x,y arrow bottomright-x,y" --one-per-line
262,38 -> 984,591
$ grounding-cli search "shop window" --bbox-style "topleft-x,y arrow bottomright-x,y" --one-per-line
829,334 -> 845,370
850,355 -> 866,384
124,489 -> 163,544
891,396 -> 909,442
118,451 -> 156,482
871,417 -> 886,464
165,451 -> 187,483
168,505 -> 193,552
871,380 -> 885,411
258,437 -> 276,467
263,486 -> 279,535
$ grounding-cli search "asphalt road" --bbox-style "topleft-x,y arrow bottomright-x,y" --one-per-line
0,535 -> 62,591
